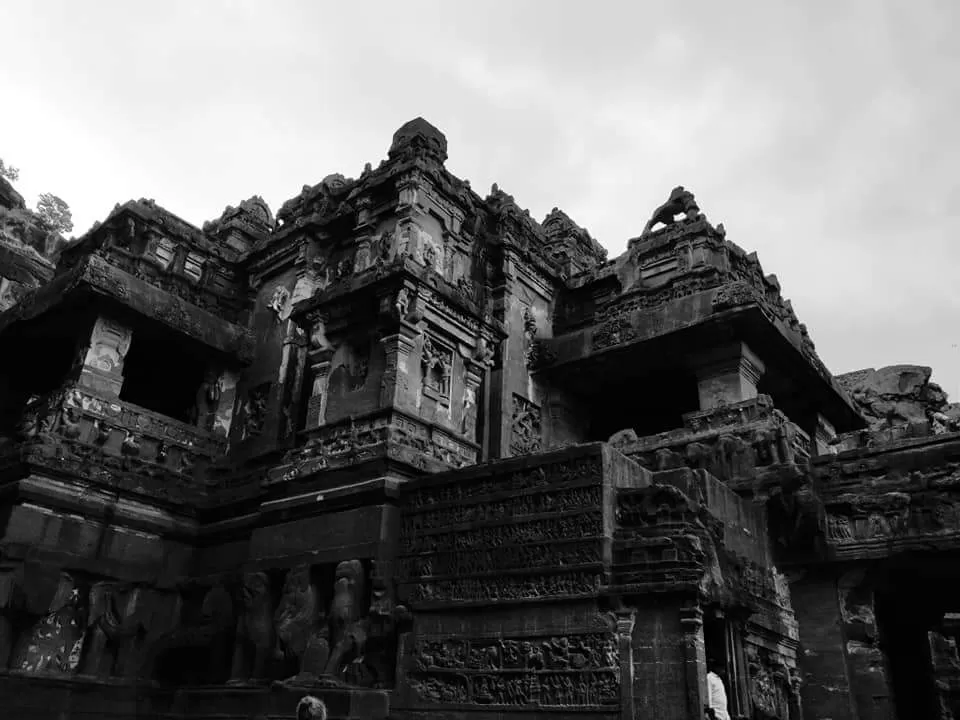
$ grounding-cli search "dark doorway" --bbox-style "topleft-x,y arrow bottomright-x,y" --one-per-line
120,320 -> 208,424
876,569 -> 940,720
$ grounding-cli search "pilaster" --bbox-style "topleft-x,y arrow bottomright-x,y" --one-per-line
379,321 -> 421,413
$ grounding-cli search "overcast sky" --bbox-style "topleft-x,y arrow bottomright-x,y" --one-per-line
3,0 -> 959,399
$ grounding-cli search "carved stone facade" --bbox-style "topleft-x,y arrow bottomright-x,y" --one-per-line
0,117 -> 949,720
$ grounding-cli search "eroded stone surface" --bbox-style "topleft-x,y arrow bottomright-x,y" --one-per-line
836,364 -> 960,432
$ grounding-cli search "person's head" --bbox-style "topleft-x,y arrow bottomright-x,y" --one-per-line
706,655 -> 723,675
296,696 -> 328,720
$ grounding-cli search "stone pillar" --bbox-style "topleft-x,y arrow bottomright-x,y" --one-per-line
379,321 -> 421,412
212,369 -> 240,438
680,601 -> 707,720
814,413 -> 837,457
613,608 -> 637,720
838,569 -> 894,719
458,340 -> 493,442
77,315 -> 134,397
304,350 -> 334,431
691,341 -> 765,410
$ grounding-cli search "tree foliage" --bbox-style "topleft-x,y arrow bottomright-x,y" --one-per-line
0,158 -> 19,182
35,192 -> 73,235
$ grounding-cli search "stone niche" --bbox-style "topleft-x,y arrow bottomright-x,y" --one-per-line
325,334 -> 384,423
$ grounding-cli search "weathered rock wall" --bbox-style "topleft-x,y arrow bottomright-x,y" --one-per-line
0,176 -> 61,311
836,365 -> 960,432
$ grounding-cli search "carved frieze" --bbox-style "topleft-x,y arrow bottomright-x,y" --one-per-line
402,486 -> 601,535
592,316 -> 636,352
711,281 -> 761,312
398,455 -> 605,605
402,513 -> 603,555
407,572 -> 603,605
407,632 -> 619,708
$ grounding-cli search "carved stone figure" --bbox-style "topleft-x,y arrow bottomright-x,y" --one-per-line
229,572 -> 275,685
81,581 -> 145,679
473,337 -> 495,366
324,559 -> 368,681
274,565 -> 329,686
309,317 -> 333,351
191,370 -> 222,429
641,186 -> 701,235
269,286 -> 291,321
395,287 -> 410,319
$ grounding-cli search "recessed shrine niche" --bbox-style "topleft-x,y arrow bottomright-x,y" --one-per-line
324,333 -> 385,424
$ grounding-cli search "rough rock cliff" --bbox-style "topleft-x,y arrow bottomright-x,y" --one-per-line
836,365 -> 960,433
0,176 -> 62,311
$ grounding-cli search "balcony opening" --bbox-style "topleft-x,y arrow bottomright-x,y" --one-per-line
587,365 -> 701,442
0,312 -> 89,434
120,320 -> 209,425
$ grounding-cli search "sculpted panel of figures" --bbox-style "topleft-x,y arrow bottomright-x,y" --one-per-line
407,571 -> 602,605
400,537 -> 602,578
407,633 -> 619,708
402,512 -> 603,555
510,394 -> 542,456
404,455 -> 602,510
401,485 -> 602,535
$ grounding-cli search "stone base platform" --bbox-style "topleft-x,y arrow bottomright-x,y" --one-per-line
173,683 -> 391,719
0,671 -> 390,719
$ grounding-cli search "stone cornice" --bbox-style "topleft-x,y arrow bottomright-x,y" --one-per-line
0,254 -> 255,364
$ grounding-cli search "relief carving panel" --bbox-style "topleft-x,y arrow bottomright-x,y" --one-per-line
510,393 -> 542,455
407,633 -> 619,708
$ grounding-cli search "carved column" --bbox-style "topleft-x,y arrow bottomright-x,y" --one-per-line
304,335 -> 335,432
458,344 -> 492,443
837,568 -> 894,718
378,283 -> 423,413
213,369 -> 240,438
814,413 -> 837,457
277,320 -> 309,443
77,315 -> 134,397
691,341 -> 765,411
379,322 -> 421,412
612,608 -> 637,720
680,600 -> 707,719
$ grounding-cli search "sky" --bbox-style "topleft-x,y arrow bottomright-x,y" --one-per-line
2,0 -> 959,399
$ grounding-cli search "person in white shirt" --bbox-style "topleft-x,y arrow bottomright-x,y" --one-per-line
706,656 -> 731,720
